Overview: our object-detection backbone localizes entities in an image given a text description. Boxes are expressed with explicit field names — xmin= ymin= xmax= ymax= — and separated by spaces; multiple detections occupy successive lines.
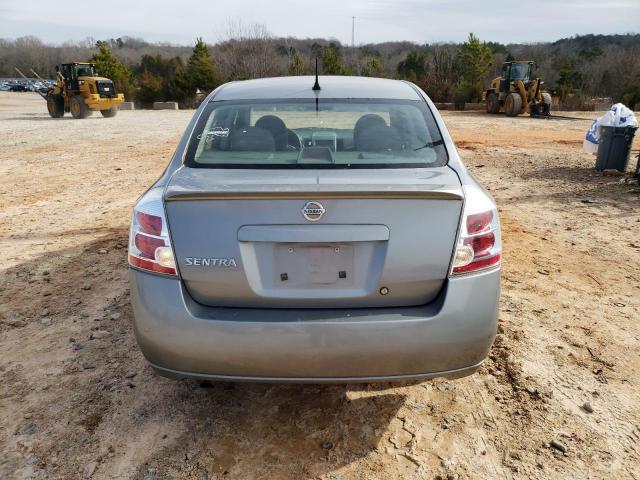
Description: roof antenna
xmin=312 ymin=58 xmax=321 ymax=91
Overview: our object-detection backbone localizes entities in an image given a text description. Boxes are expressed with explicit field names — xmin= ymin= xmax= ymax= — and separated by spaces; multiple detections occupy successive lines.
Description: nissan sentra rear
xmin=128 ymin=76 xmax=501 ymax=382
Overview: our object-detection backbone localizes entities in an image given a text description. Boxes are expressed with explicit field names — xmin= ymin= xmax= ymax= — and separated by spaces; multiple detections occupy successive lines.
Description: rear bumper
xmin=129 ymin=268 xmax=500 ymax=382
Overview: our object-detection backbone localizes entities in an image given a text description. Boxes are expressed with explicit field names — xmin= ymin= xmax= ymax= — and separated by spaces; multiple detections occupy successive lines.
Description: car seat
xmin=353 ymin=114 xmax=402 ymax=151
xmin=255 ymin=115 xmax=301 ymax=151
xmin=230 ymin=127 xmax=275 ymax=152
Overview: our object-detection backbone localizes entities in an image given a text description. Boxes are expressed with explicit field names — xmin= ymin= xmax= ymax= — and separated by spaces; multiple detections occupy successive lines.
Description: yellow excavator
xmin=485 ymin=61 xmax=552 ymax=117
xmin=17 ymin=62 xmax=124 ymax=119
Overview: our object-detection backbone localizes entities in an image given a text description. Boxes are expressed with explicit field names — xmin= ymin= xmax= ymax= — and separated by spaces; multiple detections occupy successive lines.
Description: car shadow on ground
xmin=0 ymin=231 xmax=410 ymax=478
xmin=137 ymin=380 xmax=407 ymax=478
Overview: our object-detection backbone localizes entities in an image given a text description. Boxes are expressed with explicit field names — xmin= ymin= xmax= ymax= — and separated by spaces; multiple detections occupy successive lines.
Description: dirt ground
xmin=1 ymin=92 xmax=639 ymax=480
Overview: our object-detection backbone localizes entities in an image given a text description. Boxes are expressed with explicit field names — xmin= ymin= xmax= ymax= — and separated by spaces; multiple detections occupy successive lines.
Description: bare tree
xmin=214 ymin=20 xmax=284 ymax=80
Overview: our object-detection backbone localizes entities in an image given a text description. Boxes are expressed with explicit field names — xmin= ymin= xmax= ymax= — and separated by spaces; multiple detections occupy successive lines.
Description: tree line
xmin=1 ymin=29 xmax=638 ymax=109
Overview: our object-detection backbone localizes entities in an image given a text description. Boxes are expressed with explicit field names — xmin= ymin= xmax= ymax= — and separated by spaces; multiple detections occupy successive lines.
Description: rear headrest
xmin=230 ymin=127 xmax=275 ymax=152
xmin=255 ymin=115 xmax=287 ymax=133
xmin=355 ymin=124 xmax=403 ymax=151
xmin=353 ymin=114 xmax=388 ymax=146
xmin=255 ymin=115 xmax=288 ymax=150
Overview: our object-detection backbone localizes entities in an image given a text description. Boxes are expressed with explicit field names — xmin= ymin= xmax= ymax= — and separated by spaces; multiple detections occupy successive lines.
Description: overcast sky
xmin=1 ymin=0 xmax=639 ymax=45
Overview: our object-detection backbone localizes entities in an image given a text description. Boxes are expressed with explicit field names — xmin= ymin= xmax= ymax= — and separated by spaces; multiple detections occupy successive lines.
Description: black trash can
xmin=595 ymin=126 xmax=638 ymax=171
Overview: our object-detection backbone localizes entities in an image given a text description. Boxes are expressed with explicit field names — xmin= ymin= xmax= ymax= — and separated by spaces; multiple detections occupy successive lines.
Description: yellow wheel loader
xmin=485 ymin=61 xmax=552 ymax=117
xmin=43 ymin=62 xmax=124 ymax=119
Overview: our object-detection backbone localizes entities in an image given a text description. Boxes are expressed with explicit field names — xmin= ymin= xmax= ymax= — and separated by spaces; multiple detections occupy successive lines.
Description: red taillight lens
xmin=134 ymin=233 xmax=165 ymax=259
xmin=466 ymin=232 xmax=495 ymax=257
xmin=128 ymin=188 xmax=176 ymax=276
xmin=136 ymin=211 xmax=162 ymax=236
xmin=466 ymin=211 xmax=493 ymax=234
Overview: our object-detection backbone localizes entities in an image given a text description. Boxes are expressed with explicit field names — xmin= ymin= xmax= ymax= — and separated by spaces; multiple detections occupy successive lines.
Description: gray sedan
xmin=128 ymin=75 xmax=501 ymax=382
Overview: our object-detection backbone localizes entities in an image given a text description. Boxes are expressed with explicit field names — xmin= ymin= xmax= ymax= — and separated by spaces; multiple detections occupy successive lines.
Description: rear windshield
xmin=185 ymin=98 xmax=447 ymax=169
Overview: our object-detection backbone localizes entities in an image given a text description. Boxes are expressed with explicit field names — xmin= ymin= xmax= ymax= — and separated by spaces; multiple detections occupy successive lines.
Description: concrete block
xmin=464 ymin=102 xmax=485 ymax=111
xmin=119 ymin=102 xmax=135 ymax=111
xmin=153 ymin=102 xmax=179 ymax=110
xmin=593 ymin=103 xmax=612 ymax=112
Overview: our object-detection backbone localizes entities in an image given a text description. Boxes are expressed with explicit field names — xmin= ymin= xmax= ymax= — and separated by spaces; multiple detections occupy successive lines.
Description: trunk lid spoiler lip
xmin=163 ymin=165 xmax=464 ymax=201
xmin=164 ymin=187 xmax=462 ymax=201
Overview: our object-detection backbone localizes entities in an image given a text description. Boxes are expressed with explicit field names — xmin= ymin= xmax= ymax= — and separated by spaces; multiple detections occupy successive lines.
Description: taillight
xmin=128 ymin=188 xmax=177 ymax=276
xmin=136 ymin=211 xmax=162 ymax=236
xmin=451 ymin=185 xmax=501 ymax=276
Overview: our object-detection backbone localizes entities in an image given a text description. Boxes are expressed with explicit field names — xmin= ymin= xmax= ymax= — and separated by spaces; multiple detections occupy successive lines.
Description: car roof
xmin=211 ymin=76 xmax=422 ymax=101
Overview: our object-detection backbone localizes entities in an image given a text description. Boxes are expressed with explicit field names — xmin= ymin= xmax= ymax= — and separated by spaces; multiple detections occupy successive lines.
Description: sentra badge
xmin=185 ymin=257 xmax=237 ymax=267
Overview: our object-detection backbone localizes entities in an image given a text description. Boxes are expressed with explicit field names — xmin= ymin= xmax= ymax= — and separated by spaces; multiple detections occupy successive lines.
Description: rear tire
xmin=504 ymin=92 xmax=522 ymax=117
xmin=100 ymin=107 xmax=118 ymax=118
xmin=70 ymin=95 xmax=89 ymax=119
xmin=46 ymin=94 xmax=64 ymax=118
xmin=486 ymin=92 xmax=500 ymax=114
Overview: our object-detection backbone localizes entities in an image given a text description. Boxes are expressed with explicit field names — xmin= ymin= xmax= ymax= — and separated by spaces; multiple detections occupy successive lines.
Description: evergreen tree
xmin=135 ymin=54 xmax=191 ymax=106
xmin=555 ymin=57 xmax=584 ymax=99
xmin=187 ymin=38 xmax=219 ymax=93
xmin=362 ymin=57 xmax=385 ymax=77
xmin=136 ymin=70 xmax=164 ymax=106
xmin=321 ymin=44 xmax=351 ymax=75
xmin=288 ymin=52 xmax=305 ymax=76
xmin=622 ymin=82 xmax=640 ymax=110
xmin=456 ymin=33 xmax=493 ymax=101
xmin=397 ymin=51 xmax=427 ymax=82
xmin=91 ymin=41 xmax=134 ymax=100
xmin=166 ymin=57 xmax=192 ymax=103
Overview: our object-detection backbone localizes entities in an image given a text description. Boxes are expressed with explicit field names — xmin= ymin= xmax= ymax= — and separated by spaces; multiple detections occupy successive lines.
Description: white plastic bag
xmin=582 ymin=103 xmax=638 ymax=154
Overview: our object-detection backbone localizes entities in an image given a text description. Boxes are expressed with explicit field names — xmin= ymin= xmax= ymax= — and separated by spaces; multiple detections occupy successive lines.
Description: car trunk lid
xmin=165 ymin=167 xmax=463 ymax=308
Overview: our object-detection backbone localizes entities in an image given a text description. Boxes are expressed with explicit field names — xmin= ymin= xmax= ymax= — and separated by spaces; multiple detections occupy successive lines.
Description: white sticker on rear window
xmin=197 ymin=127 xmax=230 ymax=141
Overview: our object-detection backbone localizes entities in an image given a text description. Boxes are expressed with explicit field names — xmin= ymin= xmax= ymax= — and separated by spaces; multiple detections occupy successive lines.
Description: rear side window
xmin=185 ymin=98 xmax=447 ymax=169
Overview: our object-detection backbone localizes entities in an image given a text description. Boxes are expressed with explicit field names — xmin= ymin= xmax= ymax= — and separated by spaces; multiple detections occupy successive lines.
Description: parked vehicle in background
xmin=8 ymin=83 xmax=29 ymax=92
xmin=129 ymin=75 xmax=502 ymax=383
